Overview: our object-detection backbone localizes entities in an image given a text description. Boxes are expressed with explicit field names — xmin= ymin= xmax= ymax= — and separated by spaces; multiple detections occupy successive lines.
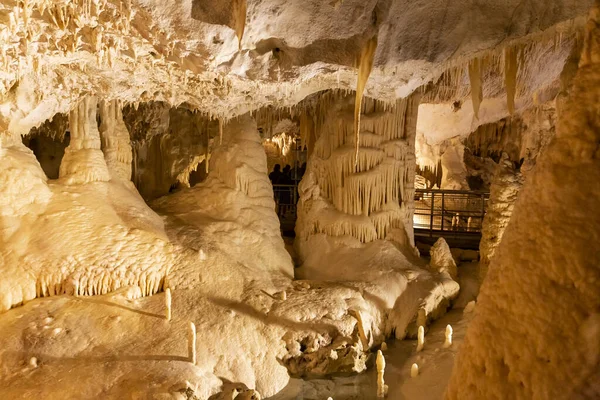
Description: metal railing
xmin=272 ymin=184 xmax=299 ymax=218
xmin=272 ymin=185 xmax=490 ymax=241
xmin=413 ymin=189 xmax=490 ymax=236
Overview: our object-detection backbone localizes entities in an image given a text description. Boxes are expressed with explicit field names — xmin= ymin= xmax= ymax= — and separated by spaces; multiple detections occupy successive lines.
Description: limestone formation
xmin=416 ymin=325 xmax=425 ymax=352
xmin=411 ymin=363 xmax=419 ymax=378
xmin=429 ymin=238 xmax=458 ymax=280
xmin=0 ymin=1 xmax=596 ymax=399
xmin=376 ymin=350 xmax=388 ymax=398
xmin=479 ymin=153 xmax=524 ymax=281
xmin=447 ymin=3 xmax=600 ymax=398
xmin=189 ymin=321 xmax=197 ymax=365
xmin=99 ymin=99 xmax=133 ymax=182
xmin=444 ymin=324 xmax=453 ymax=348
xmin=59 ymin=96 xmax=110 ymax=185
xmin=165 ymin=288 xmax=172 ymax=321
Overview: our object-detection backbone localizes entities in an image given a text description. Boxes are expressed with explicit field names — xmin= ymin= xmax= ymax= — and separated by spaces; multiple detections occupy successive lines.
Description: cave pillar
xmin=59 ymin=96 xmax=110 ymax=184
xmin=478 ymin=153 xmax=523 ymax=281
xmin=295 ymin=91 xmax=421 ymax=264
xmin=99 ymin=99 xmax=133 ymax=181
xmin=446 ymin=4 xmax=600 ymax=398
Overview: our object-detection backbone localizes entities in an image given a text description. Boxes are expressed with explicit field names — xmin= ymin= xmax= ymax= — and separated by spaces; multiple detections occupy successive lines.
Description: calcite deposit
xmin=0 ymin=0 xmax=598 ymax=399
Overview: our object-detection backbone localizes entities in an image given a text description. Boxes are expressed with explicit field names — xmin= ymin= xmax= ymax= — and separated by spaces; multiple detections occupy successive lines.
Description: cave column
xmin=59 ymin=96 xmax=110 ymax=184
xmin=296 ymin=91 xmax=421 ymax=259
xmin=99 ymin=99 xmax=133 ymax=181
xmin=478 ymin=153 xmax=523 ymax=281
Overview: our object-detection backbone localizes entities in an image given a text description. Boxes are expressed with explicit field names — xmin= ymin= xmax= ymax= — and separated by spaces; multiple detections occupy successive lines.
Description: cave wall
xmin=446 ymin=6 xmax=600 ymax=398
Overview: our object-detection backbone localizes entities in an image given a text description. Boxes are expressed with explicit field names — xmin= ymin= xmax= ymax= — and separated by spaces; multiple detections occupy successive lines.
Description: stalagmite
xmin=416 ymin=325 xmax=425 ymax=352
xmin=479 ymin=153 xmax=524 ymax=280
xmin=444 ymin=324 xmax=453 ymax=348
xmin=297 ymin=91 xmax=420 ymax=247
xmin=411 ymin=363 xmax=419 ymax=378
xmin=504 ymin=47 xmax=518 ymax=115
xmin=381 ymin=342 xmax=387 ymax=351
xmin=430 ymin=237 xmax=458 ymax=279
xmin=189 ymin=322 xmax=197 ymax=364
xmin=165 ymin=288 xmax=172 ymax=321
xmin=468 ymin=58 xmax=483 ymax=119
xmin=354 ymin=36 xmax=378 ymax=167
xmin=350 ymin=309 xmax=369 ymax=349
xmin=59 ymin=96 xmax=111 ymax=184
xmin=376 ymin=350 xmax=388 ymax=398
xmin=99 ymin=99 xmax=133 ymax=181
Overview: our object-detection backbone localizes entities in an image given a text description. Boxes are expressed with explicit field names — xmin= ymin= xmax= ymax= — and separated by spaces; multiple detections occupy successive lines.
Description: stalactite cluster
xmin=36 ymin=265 xmax=167 ymax=298
xmin=298 ymin=90 xmax=419 ymax=244
xmin=465 ymin=116 xmax=525 ymax=162
xmin=423 ymin=29 xmax=581 ymax=118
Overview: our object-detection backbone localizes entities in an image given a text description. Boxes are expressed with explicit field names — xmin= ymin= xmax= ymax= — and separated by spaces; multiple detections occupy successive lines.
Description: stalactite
xmin=219 ymin=118 xmax=223 ymax=145
xmin=504 ymin=47 xmax=518 ymax=115
xmin=468 ymin=58 xmax=483 ymax=119
xmin=232 ymin=0 xmax=247 ymax=49
xmin=354 ymin=36 xmax=378 ymax=168
xmin=205 ymin=120 xmax=210 ymax=174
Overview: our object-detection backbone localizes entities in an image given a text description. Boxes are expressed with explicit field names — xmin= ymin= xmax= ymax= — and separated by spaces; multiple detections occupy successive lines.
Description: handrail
xmin=416 ymin=188 xmax=490 ymax=196
xmin=414 ymin=189 xmax=490 ymax=236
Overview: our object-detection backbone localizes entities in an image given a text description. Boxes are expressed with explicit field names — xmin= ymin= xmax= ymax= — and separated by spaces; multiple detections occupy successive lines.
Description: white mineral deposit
xmin=0 ymin=0 xmax=596 ymax=399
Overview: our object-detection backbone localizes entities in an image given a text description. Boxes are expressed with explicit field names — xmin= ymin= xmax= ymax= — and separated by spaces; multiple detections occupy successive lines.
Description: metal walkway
xmin=272 ymin=185 xmax=490 ymax=247
xmin=413 ymin=189 xmax=490 ymax=249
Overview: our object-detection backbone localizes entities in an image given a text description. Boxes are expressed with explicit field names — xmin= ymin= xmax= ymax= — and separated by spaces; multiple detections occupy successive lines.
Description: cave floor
xmin=267 ymin=262 xmax=479 ymax=400
xmin=267 ymin=308 xmax=474 ymax=400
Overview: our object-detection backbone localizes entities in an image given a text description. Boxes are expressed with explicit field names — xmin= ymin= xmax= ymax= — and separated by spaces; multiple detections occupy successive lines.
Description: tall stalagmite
xmin=478 ymin=153 xmax=523 ymax=281
xmin=297 ymin=91 xmax=420 ymax=246
xmin=99 ymin=99 xmax=133 ymax=182
xmin=446 ymin=4 xmax=600 ymax=398
xmin=59 ymin=97 xmax=110 ymax=185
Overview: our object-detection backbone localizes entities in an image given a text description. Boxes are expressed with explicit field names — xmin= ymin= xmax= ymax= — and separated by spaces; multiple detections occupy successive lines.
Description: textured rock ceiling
xmin=0 ymin=0 xmax=593 ymax=135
